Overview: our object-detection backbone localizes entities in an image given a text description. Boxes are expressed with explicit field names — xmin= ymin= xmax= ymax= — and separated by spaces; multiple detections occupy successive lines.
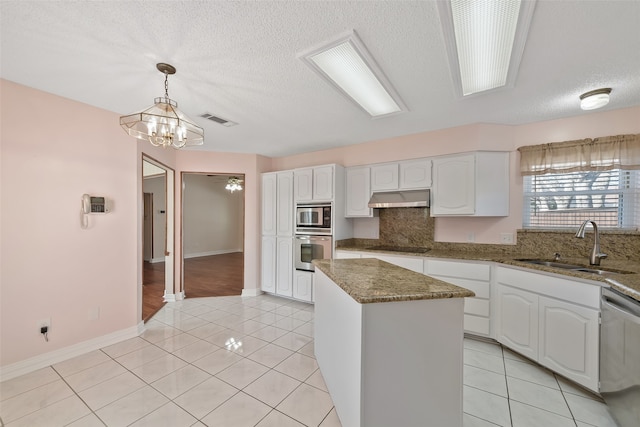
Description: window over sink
xmin=523 ymin=168 xmax=640 ymax=229
xmin=518 ymin=134 xmax=640 ymax=230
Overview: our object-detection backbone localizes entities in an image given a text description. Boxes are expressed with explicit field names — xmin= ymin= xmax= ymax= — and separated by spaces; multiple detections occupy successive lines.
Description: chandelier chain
xmin=164 ymin=73 xmax=169 ymax=97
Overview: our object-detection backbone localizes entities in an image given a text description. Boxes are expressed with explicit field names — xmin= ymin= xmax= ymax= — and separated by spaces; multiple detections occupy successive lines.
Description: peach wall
xmin=271 ymin=107 xmax=640 ymax=244
xmin=1 ymin=80 xmax=138 ymax=366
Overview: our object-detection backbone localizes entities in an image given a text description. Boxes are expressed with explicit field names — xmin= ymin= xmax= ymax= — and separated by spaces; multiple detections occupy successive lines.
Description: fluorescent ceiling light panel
xmin=301 ymin=31 xmax=406 ymax=117
xmin=438 ymin=0 xmax=537 ymax=96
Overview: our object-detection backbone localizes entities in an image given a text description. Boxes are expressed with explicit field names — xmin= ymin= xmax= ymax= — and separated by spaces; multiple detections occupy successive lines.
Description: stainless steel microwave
xmin=295 ymin=204 xmax=331 ymax=234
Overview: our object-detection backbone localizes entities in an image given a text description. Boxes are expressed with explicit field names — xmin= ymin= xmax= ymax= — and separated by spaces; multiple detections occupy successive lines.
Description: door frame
xmin=141 ymin=155 xmax=176 ymax=306
xmin=180 ymin=171 xmax=246 ymax=296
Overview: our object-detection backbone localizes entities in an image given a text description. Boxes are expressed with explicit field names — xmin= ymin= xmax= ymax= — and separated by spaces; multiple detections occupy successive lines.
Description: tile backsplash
xmin=340 ymin=207 xmax=640 ymax=261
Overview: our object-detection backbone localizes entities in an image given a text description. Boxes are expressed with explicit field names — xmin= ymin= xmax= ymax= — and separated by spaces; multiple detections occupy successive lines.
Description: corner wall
xmin=1 ymin=79 xmax=139 ymax=367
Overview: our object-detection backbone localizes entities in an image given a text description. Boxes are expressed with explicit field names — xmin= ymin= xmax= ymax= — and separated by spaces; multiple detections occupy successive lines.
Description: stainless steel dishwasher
xmin=600 ymin=286 xmax=640 ymax=427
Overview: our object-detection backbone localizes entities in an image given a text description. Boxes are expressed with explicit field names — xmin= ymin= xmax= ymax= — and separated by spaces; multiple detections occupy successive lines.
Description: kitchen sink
xmin=515 ymin=259 xmax=634 ymax=275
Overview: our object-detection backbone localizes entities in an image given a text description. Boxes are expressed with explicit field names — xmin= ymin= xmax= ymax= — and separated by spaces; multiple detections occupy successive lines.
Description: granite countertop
xmin=313 ymin=258 xmax=475 ymax=304
xmin=335 ymin=246 xmax=640 ymax=302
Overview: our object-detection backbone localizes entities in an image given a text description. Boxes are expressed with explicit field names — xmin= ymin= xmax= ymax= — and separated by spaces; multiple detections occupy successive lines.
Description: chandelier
xmin=225 ymin=177 xmax=244 ymax=193
xmin=120 ymin=63 xmax=204 ymax=149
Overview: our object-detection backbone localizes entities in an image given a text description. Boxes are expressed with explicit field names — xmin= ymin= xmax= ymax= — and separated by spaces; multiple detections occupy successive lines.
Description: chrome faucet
xmin=575 ymin=220 xmax=607 ymax=266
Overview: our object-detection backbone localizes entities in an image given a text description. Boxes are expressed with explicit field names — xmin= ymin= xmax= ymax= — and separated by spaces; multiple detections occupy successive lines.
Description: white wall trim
xmin=0 ymin=323 xmax=145 ymax=383
xmin=242 ymin=288 xmax=263 ymax=297
xmin=163 ymin=292 xmax=176 ymax=302
xmin=150 ymin=257 xmax=165 ymax=264
xmin=183 ymin=249 xmax=243 ymax=259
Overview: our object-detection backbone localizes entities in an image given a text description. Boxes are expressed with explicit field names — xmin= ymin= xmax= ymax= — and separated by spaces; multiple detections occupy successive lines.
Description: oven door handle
xmin=602 ymin=295 xmax=640 ymax=325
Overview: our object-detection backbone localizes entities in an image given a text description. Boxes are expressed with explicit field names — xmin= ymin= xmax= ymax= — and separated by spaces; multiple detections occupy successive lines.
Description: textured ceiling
xmin=1 ymin=1 xmax=639 ymax=157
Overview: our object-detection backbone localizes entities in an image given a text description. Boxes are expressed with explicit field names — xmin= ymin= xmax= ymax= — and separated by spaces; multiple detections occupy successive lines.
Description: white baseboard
xmin=163 ymin=291 xmax=185 ymax=302
xmin=150 ymin=257 xmax=165 ymax=263
xmin=0 ymin=322 xmax=145 ymax=383
xmin=183 ymin=249 xmax=242 ymax=259
xmin=242 ymin=288 xmax=263 ymax=297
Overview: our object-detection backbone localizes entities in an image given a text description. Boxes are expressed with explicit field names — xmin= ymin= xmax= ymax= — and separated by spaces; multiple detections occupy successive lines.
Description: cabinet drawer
xmin=427 ymin=260 xmax=491 ymax=281
xmin=464 ymin=315 xmax=490 ymax=335
xmin=496 ymin=267 xmax=600 ymax=309
xmin=374 ymin=255 xmax=424 ymax=273
xmin=335 ymin=251 xmax=362 ymax=259
xmin=464 ymin=298 xmax=490 ymax=317
xmin=429 ymin=276 xmax=490 ymax=299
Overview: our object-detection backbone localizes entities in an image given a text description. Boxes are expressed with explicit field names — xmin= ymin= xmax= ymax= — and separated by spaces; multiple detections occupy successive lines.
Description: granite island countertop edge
xmin=313 ymin=258 xmax=475 ymax=304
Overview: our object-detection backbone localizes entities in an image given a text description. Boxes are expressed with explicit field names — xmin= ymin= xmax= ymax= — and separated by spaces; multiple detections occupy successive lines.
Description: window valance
xmin=518 ymin=134 xmax=640 ymax=176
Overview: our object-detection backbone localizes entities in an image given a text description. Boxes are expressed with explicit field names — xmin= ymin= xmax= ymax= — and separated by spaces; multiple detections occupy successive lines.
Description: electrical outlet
xmin=38 ymin=318 xmax=51 ymax=332
xmin=500 ymin=233 xmax=514 ymax=244
xmin=466 ymin=232 xmax=475 ymax=243
xmin=88 ymin=307 xmax=100 ymax=321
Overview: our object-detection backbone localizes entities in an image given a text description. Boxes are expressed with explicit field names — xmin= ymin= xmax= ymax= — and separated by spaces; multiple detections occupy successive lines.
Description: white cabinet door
xmin=294 ymin=168 xmax=313 ymax=202
xmin=431 ymin=154 xmax=475 ymax=215
xmin=431 ymin=152 xmax=509 ymax=217
xmin=261 ymin=173 xmax=277 ymax=235
xmin=538 ymin=296 xmax=599 ymax=391
xmin=261 ymin=236 xmax=277 ymax=293
xmin=345 ymin=166 xmax=372 ymax=217
xmin=399 ymin=159 xmax=431 ymax=189
xmin=496 ymin=284 xmax=539 ymax=360
xmin=276 ymin=171 xmax=294 ymax=236
xmin=276 ymin=237 xmax=293 ymax=297
xmin=371 ymin=163 xmax=399 ymax=191
xmin=293 ymin=270 xmax=313 ymax=302
xmin=313 ymin=165 xmax=334 ymax=201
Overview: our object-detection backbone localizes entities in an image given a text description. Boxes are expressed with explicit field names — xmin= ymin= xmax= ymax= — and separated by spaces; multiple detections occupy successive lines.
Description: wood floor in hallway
xmin=142 ymin=252 xmax=244 ymax=322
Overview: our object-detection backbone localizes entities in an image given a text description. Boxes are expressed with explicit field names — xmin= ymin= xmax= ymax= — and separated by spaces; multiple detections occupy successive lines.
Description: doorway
xmin=142 ymin=157 xmax=174 ymax=321
xmin=182 ymin=173 xmax=245 ymax=297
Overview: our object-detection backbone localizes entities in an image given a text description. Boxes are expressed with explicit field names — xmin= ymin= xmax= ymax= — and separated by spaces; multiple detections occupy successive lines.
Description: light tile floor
xmin=0 ymin=294 xmax=619 ymax=427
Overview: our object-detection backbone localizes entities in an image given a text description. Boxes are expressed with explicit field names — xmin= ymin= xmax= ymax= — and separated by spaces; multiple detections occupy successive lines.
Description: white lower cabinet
xmin=495 ymin=284 xmax=539 ymax=360
xmin=374 ymin=254 xmax=424 ymax=273
xmin=261 ymin=236 xmax=277 ymax=293
xmin=335 ymin=250 xmax=362 ymax=259
xmin=538 ymin=296 xmax=599 ymax=388
xmin=294 ymin=270 xmax=314 ymax=302
xmin=425 ymin=259 xmax=492 ymax=337
xmin=495 ymin=266 xmax=600 ymax=391
xmin=275 ymin=237 xmax=293 ymax=297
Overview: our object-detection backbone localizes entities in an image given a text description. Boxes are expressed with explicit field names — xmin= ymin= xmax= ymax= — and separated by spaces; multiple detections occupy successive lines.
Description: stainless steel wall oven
xmin=294 ymin=235 xmax=332 ymax=272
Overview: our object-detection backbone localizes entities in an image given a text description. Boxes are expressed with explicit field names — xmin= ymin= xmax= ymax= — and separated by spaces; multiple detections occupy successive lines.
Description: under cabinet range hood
xmin=368 ymin=189 xmax=430 ymax=208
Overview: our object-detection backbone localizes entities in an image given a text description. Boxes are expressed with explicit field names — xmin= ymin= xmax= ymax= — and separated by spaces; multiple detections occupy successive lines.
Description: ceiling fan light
xmin=579 ymin=88 xmax=611 ymax=110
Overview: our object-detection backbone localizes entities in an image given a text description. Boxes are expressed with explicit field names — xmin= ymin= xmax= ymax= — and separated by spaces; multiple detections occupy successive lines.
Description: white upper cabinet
xmin=431 ymin=151 xmax=509 ymax=216
xmin=294 ymin=165 xmax=334 ymax=202
xmin=345 ymin=166 xmax=372 ymax=217
xmin=313 ymin=165 xmax=334 ymax=201
xmin=294 ymin=168 xmax=313 ymax=201
xmin=399 ymin=159 xmax=432 ymax=189
xmin=371 ymin=163 xmax=399 ymax=191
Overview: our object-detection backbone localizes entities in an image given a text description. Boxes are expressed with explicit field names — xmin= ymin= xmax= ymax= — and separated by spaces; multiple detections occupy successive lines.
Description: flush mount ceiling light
xmin=438 ymin=0 xmax=537 ymax=96
xmin=300 ymin=30 xmax=406 ymax=118
xmin=120 ymin=63 xmax=204 ymax=149
xmin=580 ymin=88 xmax=612 ymax=110
xmin=225 ymin=176 xmax=243 ymax=193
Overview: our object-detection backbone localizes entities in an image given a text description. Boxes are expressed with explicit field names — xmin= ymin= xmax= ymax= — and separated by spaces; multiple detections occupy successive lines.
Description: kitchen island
xmin=313 ymin=258 xmax=474 ymax=427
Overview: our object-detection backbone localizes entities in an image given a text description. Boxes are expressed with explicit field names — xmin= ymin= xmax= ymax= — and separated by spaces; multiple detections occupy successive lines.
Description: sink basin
xmin=515 ymin=259 xmax=634 ymax=275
